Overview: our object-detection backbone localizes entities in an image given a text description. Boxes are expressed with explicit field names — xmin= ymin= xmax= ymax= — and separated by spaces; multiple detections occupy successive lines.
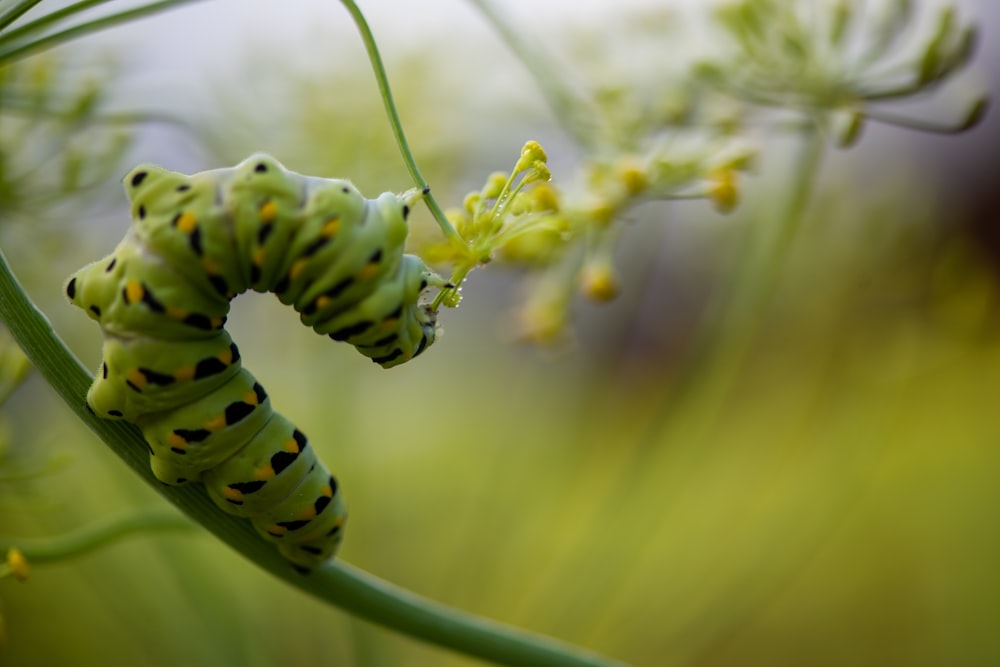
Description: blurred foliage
xmin=1 ymin=0 xmax=998 ymax=666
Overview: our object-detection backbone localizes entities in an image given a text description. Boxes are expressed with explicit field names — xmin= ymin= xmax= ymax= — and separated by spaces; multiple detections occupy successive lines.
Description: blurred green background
xmin=1 ymin=1 xmax=999 ymax=666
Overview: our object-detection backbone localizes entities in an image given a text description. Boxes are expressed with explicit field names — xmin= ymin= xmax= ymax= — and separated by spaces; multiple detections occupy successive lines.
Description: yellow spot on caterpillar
xmin=205 ymin=415 xmax=226 ymax=431
xmin=210 ymin=317 xmax=224 ymax=329
xmin=202 ymin=257 xmax=220 ymax=274
xmin=356 ymin=263 xmax=379 ymax=281
xmin=298 ymin=506 xmax=317 ymax=520
xmin=166 ymin=306 xmax=189 ymax=321
xmin=252 ymin=247 xmax=266 ymax=267
xmin=242 ymin=391 xmax=259 ymax=406
xmin=259 ymin=200 xmax=278 ymax=223
xmin=283 ymin=439 xmax=300 ymax=453
xmin=124 ymin=280 xmax=144 ymax=304
xmin=126 ymin=368 xmax=147 ymax=390
xmin=174 ymin=365 xmax=195 ymax=381
xmin=175 ymin=211 xmax=198 ymax=233
xmin=289 ymin=258 xmax=308 ymax=280
xmin=218 ymin=348 xmax=233 ymax=364
xmin=223 ymin=487 xmax=243 ymax=502
xmin=268 ymin=524 xmax=287 ymax=536
xmin=255 ymin=465 xmax=276 ymax=480
xmin=321 ymin=217 xmax=340 ymax=237
xmin=315 ymin=295 xmax=331 ymax=311
xmin=321 ymin=483 xmax=333 ymax=497
xmin=167 ymin=433 xmax=187 ymax=450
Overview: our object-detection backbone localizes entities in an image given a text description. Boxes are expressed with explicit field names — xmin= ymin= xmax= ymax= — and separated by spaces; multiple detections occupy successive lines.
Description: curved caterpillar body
xmin=66 ymin=153 xmax=449 ymax=571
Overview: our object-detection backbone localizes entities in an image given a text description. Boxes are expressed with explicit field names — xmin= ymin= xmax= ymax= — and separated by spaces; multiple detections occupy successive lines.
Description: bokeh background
xmin=1 ymin=1 xmax=999 ymax=665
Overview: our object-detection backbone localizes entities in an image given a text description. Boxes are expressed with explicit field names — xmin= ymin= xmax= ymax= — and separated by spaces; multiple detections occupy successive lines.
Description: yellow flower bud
xmin=616 ymin=156 xmax=648 ymax=196
xmin=6 ymin=548 xmax=29 ymax=582
xmin=708 ymin=169 xmax=738 ymax=214
xmin=483 ymin=172 xmax=508 ymax=199
xmin=516 ymin=140 xmax=548 ymax=172
xmin=531 ymin=183 xmax=561 ymax=212
xmin=462 ymin=192 xmax=481 ymax=215
xmin=579 ymin=261 xmax=620 ymax=302
xmin=588 ymin=199 xmax=617 ymax=227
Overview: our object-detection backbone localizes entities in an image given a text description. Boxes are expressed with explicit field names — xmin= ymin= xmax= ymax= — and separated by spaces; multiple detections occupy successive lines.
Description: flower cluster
xmin=699 ymin=0 xmax=986 ymax=140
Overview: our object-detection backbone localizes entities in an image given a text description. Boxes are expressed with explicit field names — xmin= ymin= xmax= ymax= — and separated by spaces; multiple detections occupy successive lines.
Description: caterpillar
xmin=65 ymin=153 xmax=450 ymax=572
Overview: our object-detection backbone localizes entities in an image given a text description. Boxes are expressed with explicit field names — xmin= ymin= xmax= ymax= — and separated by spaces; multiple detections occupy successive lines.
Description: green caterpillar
xmin=66 ymin=153 xmax=449 ymax=572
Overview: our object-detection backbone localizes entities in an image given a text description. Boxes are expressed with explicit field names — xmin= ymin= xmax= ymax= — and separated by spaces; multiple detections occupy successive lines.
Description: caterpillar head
xmin=123 ymin=163 xmax=192 ymax=223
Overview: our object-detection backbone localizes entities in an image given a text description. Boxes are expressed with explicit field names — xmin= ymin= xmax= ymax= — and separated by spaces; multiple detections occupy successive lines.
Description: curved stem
xmin=337 ymin=0 xmax=463 ymax=248
xmin=0 ymin=508 xmax=196 ymax=564
xmin=0 ymin=258 xmax=628 ymax=666
xmin=0 ymin=0 xmax=209 ymax=64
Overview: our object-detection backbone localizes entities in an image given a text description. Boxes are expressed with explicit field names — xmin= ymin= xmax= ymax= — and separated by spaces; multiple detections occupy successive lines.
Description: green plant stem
xmin=0 ymin=508 xmax=196 ymax=564
xmin=668 ymin=124 xmax=827 ymax=431
xmin=465 ymin=0 xmax=607 ymax=153
xmin=0 ymin=0 xmax=209 ymax=64
xmin=337 ymin=0 xmax=463 ymax=249
xmin=0 ymin=259 xmax=628 ymax=666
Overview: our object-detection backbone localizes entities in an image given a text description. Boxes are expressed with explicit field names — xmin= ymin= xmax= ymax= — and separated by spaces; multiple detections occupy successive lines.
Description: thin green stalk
xmin=0 ymin=0 xmax=208 ymax=64
xmin=465 ymin=0 xmax=608 ymax=153
xmin=337 ymin=0 xmax=463 ymax=249
xmin=0 ymin=257 xmax=627 ymax=666
xmin=0 ymin=0 xmax=119 ymax=46
xmin=0 ymin=508 xmax=196 ymax=563
xmin=673 ymin=124 xmax=826 ymax=422
xmin=0 ymin=0 xmax=45 ymax=32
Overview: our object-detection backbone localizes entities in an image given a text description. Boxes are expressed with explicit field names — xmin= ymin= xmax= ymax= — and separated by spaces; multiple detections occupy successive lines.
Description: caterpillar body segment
xmin=66 ymin=153 xmax=450 ymax=570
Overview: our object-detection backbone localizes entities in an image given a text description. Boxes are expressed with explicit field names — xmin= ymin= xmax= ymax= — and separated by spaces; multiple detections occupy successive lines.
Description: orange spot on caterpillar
xmin=166 ymin=305 xmax=189 ymax=321
xmin=124 ymin=280 xmax=144 ymax=304
xmin=126 ymin=368 xmax=147 ymax=390
xmin=204 ymin=415 xmax=227 ymax=431
xmin=252 ymin=247 xmax=266 ymax=268
xmin=321 ymin=217 xmax=340 ymax=237
xmin=259 ymin=200 xmax=278 ymax=223
xmin=356 ymin=263 xmax=379 ymax=281
xmin=174 ymin=365 xmax=196 ymax=381
xmin=255 ymin=465 xmax=276 ymax=480
xmin=315 ymin=295 xmax=332 ymax=311
xmin=174 ymin=211 xmax=198 ymax=233
xmin=166 ymin=433 xmax=187 ymax=450
xmin=289 ymin=258 xmax=308 ymax=280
